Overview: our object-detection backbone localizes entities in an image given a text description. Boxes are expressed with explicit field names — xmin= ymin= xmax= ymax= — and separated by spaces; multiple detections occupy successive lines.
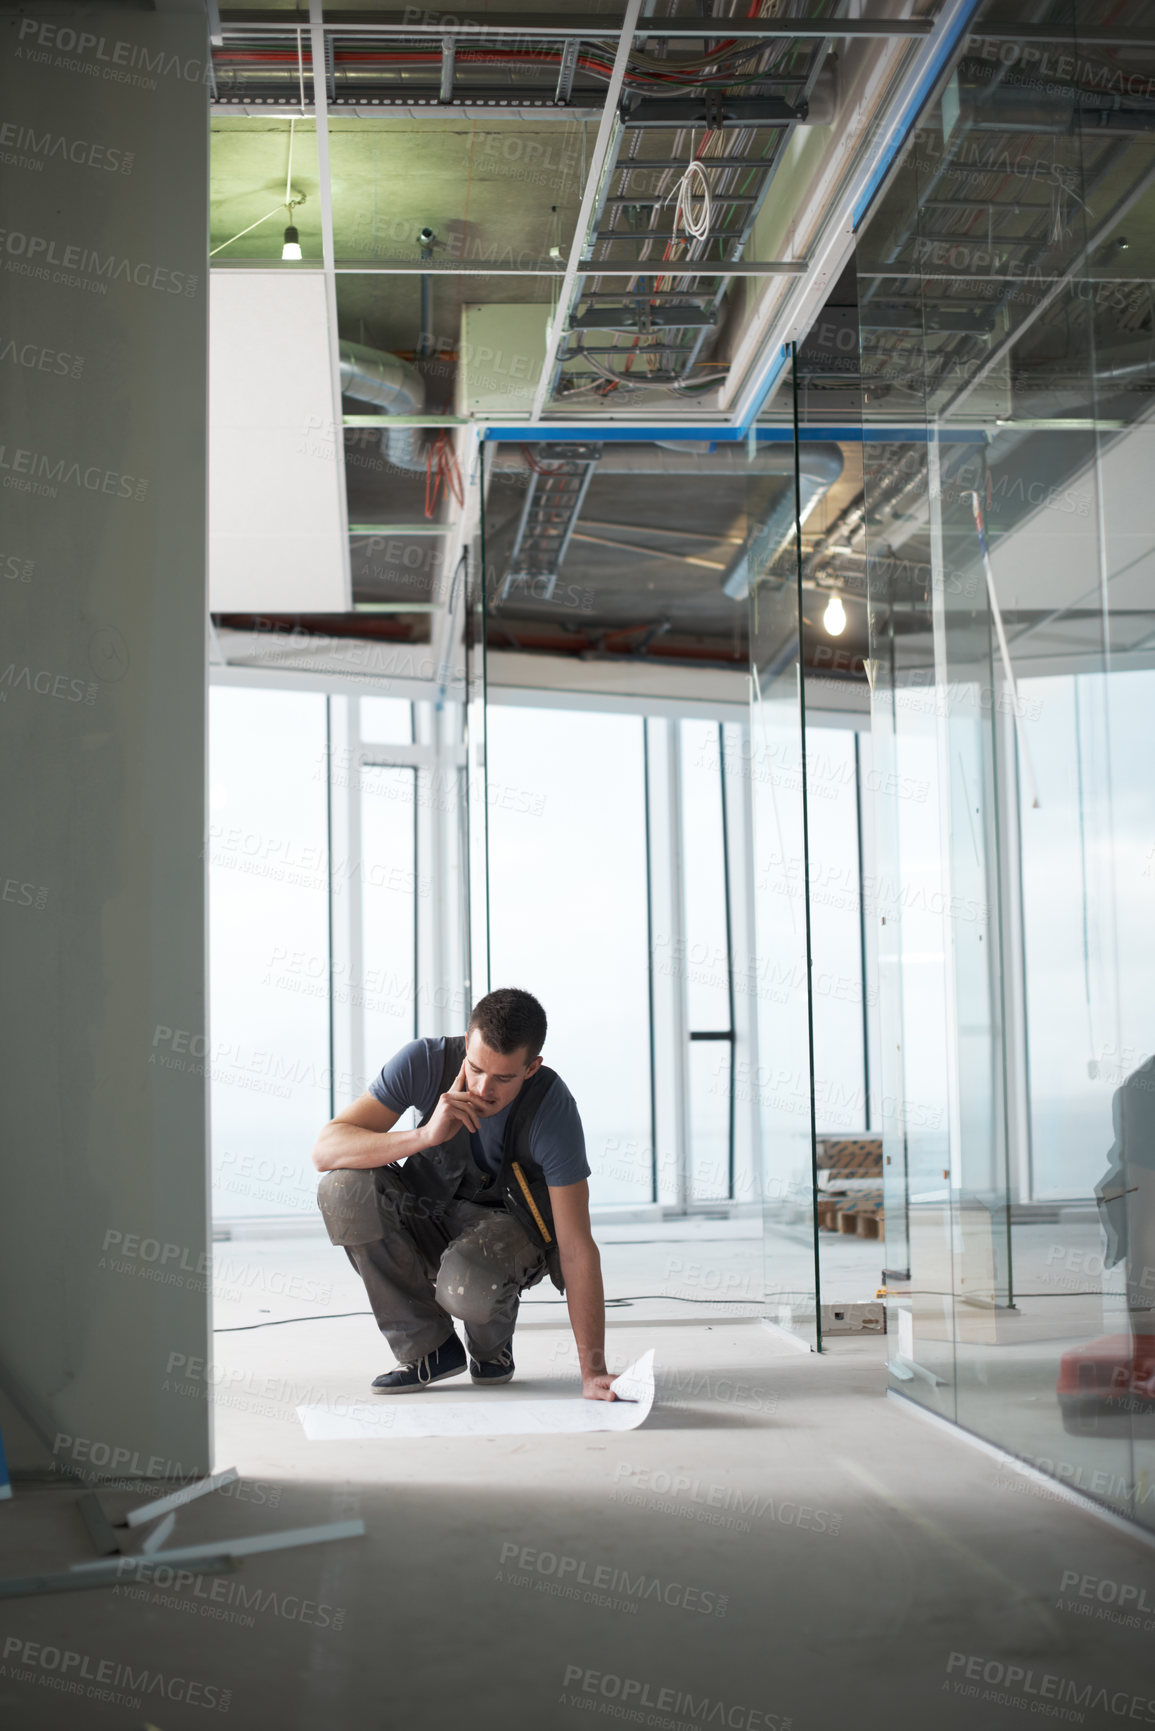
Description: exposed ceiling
xmin=208 ymin=3 xmax=1155 ymax=697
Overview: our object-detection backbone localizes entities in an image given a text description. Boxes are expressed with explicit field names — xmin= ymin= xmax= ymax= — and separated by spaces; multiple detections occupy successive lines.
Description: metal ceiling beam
xmin=969 ymin=24 xmax=1155 ymax=47
xmin=528 ymin=0 xmax=642 ymax=422
xmin=614 ymin=156 xmax=801 ymax=170
xmin=603 ymin=193 xmax=760 ymax=207
xmin=570 ymin=306 xmax=716 ymax=330
xmin=211 ymin=101 xmax=602 ymax=117
xmin=620 ymin=96 xmax=808 ymax=128
xmin=859 ymin=270 xmax=1145 ymax=282
xmin=218 ymin=12 xmax=936 ymax=40
xmin=591 ymin=229 xmax=771 ymax=241
xmin=301 ymin=259 xmax=807 ymax=278
xmin=555 ymin=38 xmax=579 ymax=105
xmin=318 ymin=259 xmax=809 ymax=278
xmin=221 ymin=87 xmax=591 ymax=106
xmin=580 ymin=262 xmax=808 ymax=277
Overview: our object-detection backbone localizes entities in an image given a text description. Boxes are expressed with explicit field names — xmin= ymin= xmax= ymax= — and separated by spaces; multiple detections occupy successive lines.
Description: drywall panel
xmin=458 ymin=304 xmax=550 ymax=418
xmin=209 ymin=269 xmax=350 ymax=612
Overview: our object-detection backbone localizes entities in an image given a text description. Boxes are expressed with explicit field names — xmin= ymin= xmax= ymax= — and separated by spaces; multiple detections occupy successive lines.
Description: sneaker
xmin=470 ymin=1346 xmax=515 ymax=1385
xmin=371 ymin=1333 xmax=467 ymax=1393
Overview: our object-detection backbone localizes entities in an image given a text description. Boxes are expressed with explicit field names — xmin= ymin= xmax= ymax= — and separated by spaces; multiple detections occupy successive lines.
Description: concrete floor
xmin=4 ymin=1222 xmax=1155 ymax=1730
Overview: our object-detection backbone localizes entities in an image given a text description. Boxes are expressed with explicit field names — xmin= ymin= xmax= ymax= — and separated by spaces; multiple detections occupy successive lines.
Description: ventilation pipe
xmin=417 ymin=225 xmax=435 ymax=362
xmin=719 ymin=443 xmax=844 ymax=600
xmin=339 ymin=339 xmax=427 ymax=473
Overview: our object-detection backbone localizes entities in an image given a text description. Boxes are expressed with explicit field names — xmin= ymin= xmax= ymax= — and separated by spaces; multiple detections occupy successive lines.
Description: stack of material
xmin=815 ymin=1137 xmax=884 ymax=1238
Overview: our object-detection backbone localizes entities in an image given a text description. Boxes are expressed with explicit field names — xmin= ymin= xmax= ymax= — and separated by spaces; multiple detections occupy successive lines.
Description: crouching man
xmin=312 ymin=987 xmax=616 ymax=1399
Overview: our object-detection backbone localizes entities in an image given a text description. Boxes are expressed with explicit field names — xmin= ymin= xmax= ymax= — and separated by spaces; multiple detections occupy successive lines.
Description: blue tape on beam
xmin=484 ymin=425 xmax=988 ymax=444
xmin=483 ymin=427 xmax=745 ymax=442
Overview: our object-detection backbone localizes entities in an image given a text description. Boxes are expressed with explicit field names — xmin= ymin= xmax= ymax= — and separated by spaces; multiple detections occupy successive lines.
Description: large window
xmin=208 ymin=686 xmax=331 ymax=1221
xmin=358 ymin=764 xmax=419 ymax=1095
xmin=484 ymin=705 xmax=653 ymax=1205
xmin=211 ymin=684 xmax=856 ymax=1222
xmin=680 ymin=719 xmax=736 ymax=1202
xmin=209 ymin=689 xmax=425 ymax=1223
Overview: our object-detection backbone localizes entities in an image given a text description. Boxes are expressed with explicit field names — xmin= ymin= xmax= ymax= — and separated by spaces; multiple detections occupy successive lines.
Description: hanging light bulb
xmin=282 ymin=120 xmax=303 ymax=260
xmin=823 ymin=593 xmax=847 ymax=636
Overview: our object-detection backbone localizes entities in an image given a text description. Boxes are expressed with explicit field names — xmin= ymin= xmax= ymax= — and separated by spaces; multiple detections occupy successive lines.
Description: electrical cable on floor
xmin=213 ymin=1295 xmax=768 ymax=1332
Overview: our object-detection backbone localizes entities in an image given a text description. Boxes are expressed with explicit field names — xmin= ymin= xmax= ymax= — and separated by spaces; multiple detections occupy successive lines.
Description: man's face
xmin=463 ymin=1029 xmax=542 ymax=1116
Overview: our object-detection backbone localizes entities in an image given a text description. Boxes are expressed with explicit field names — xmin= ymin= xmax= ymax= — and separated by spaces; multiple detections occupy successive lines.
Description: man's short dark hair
xmin=468 ymin=988 xmax=547 ymax=1060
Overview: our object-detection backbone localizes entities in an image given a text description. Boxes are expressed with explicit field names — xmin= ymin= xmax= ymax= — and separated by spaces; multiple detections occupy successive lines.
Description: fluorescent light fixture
xmin=282 ymin=225 xmax=302 ymax=260
xmin=823 ymin=593 xmax=847 ymax=636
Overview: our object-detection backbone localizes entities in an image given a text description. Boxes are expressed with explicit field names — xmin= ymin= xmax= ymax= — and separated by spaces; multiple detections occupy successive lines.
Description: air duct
xmin=719 ymin=443 xmax=844 ymax=600
xmin=339 ymin=339 xmax=427 ymax=473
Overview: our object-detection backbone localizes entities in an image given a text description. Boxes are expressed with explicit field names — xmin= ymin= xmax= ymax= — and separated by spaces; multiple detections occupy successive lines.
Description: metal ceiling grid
xmin=211 ymin=28 xmax=618 ymax=110
xmin=550 ymin=26 xmax=835 ymax=408
xmin=210 ymin=3 xmax=949 ymax=427
xmin=207 ymin=3 xmax=1009 ymax=674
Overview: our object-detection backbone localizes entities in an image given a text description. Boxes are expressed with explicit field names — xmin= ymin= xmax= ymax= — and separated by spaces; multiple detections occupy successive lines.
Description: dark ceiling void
xmin=214 ymin=611 xmax=433 ymax=646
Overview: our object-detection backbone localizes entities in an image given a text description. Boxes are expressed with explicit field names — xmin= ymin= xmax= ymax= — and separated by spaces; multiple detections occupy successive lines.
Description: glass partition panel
xmin=857 ymin=0 xmax=1155 ymax=1525
xmin=1083 ymin=72 xmax=1155 ymax=1525
xmin=748 ymin=351 xmax=820 ymax=1347
xmin=477 ymin=408 xmax=753 ymax=1227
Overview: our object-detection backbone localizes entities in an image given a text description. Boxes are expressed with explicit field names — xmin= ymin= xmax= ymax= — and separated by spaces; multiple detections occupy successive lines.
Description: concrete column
xmin=0 ymin=7 xmax=211 ymax=1476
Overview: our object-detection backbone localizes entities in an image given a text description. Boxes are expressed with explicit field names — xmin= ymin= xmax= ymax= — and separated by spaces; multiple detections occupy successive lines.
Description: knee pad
xmin=316 ymin=1170 xmax=382 ymax=1246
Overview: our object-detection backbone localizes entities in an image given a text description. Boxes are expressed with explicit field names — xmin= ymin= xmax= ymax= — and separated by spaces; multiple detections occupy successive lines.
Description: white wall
xmin=0 ymin=6 xmax=211 ymax=1476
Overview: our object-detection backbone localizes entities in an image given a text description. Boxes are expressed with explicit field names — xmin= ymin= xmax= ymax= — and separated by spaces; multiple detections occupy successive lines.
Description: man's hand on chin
xmin=582 ymin=1374 xmax=618 ymax=1402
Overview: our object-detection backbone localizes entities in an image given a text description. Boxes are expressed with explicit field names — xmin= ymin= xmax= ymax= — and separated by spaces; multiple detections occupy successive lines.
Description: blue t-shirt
xmin=370 ymin=1035 xmax=590 ymax=1192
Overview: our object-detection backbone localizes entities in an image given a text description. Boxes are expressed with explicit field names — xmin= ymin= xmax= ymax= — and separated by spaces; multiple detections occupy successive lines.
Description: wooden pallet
xmin=818 ymin=1207 xmax=884 ymax=1237
xmin=819 ymin=1185 xmax=884 ymax=1238
xmin=839 ymin=1210 xmax=882 ymax=1239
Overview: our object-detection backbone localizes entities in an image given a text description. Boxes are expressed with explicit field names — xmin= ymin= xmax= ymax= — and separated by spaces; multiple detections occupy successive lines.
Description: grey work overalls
xmin=316 ymin=1057 xmax=552 ymax=1365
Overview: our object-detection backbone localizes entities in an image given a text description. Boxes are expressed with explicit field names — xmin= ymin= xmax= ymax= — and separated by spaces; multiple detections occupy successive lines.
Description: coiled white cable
xmin=669 ymin=156 xmax=712 ymax=243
